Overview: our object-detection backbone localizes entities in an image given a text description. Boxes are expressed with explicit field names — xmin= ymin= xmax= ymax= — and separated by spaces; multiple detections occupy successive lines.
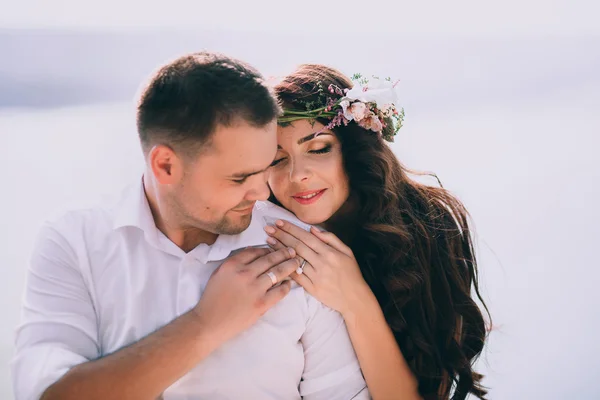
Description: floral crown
xmin=278 ymin=73 xmax=405 ymax=142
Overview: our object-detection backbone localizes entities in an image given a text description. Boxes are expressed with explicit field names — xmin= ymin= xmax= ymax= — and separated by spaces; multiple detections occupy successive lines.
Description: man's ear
xmin=148 ymin=144 xmax=185 ymax=184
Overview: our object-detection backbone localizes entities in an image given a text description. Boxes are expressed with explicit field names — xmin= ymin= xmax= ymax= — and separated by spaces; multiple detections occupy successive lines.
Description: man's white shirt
xmin=11 ymin=179 xmax=369 ymax=400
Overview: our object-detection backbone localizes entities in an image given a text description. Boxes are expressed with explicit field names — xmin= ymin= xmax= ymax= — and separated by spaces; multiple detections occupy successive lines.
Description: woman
xmin=263 ymin=64 xmax=490 ymax=399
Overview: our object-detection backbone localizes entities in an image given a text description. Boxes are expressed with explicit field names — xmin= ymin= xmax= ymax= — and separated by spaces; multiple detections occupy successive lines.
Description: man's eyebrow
xmin=229 ymin=165 xmax=270 ymax=179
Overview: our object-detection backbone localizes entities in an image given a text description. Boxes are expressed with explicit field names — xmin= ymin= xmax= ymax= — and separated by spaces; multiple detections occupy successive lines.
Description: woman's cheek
xmin=269 ymin=169 xmax=288 ymax=203
xmin=317 ymin=151 xmax=343 ymax=178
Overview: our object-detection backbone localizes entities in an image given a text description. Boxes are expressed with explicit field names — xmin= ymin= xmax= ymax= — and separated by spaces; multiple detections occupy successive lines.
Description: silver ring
xmin=266 ymin=271 xmax=277 ymax=286
xmin=297 ymin=259 xmax=307 ymax=275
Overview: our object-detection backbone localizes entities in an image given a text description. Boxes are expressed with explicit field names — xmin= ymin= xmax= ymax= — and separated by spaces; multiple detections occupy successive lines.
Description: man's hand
xmin=36 ymin=247 xmax=300 ymax=400
xmin=192 ymin=247 xmax=299 ymax=344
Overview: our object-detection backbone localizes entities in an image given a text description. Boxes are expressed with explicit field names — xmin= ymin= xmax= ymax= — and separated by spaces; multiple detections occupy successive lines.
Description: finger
xmin=264 ymin=225 xmax=319 ymax=264
xmin=274 ymin=220 xmax=328 ymax=254
xmin=310 ymin=227 xmax=353 ymax=257
xmin=249 ymin=247 xmax=296 ymax=277
xmin=266 ymin=236 xmax=286 ymax=252
xmin=258 ymin=257 xmax=300 ymax=291
xmin=262 ymin=280 xmax=292 ymax=310
xmin=290 ymin=271 xmax=314 ymax=292
xmin=268 ymin=237 xmax=319 ymax=275
xmin=228 ymin=247 xmax=272 ymax=264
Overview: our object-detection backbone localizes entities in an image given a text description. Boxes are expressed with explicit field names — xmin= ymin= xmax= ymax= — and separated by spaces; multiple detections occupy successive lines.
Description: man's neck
xmin=143 ymin=175 xmax=218 ymax=253
xmin=170 ymin=227 xmax=218 ymax=253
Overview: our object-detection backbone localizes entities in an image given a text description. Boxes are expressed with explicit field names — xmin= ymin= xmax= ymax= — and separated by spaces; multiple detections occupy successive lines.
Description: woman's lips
xmin=291 ymin=189 xmax=327 ymax=205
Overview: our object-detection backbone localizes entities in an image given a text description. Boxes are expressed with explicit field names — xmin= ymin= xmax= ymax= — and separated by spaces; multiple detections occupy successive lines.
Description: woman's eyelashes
xmin=270 ymin=157 xmax=286 ymax=167
xmin=309 ymin=144 xmax=332 ymax=154
xmin=270 ymin=144 xmax=333 ymax=167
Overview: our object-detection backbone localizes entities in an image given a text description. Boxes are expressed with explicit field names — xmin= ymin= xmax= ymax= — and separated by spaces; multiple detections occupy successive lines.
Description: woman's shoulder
xmin=254 ymin=200 xmax=313 ymax=232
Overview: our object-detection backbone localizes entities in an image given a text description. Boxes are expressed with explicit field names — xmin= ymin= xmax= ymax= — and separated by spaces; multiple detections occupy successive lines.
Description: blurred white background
xmin=1 ymin=0 xmax=599 ymax=398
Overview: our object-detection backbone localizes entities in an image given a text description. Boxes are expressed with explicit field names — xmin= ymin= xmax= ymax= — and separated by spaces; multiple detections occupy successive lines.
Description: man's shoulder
xmin=253 ymin=201 xmax=312 ymax=232
xmin=28 ymin=205 xmax=115 ymax=271
xmin=41 ymin=206 xmax=113 ymax=241
xmin=40 ymin=191 xmax=123 ymax=242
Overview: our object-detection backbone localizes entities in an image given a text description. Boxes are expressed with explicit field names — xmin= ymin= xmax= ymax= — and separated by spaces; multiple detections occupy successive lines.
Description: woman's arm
xmin=343 ymin=283 xmax=421 ymax=400
xmin=264 ymin=221 xmax=421 ymax=400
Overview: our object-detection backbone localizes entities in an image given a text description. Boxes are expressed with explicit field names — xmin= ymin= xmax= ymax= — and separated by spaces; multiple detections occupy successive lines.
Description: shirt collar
xmin=111 ymin=177 xmax=308 ymax=263
xmin=111 ymin=177 xmax=165 ymax=249
xmin=112 ymin=178 xmax=154 ymax=232
xmin=205 ymin=201 xmax=313 ymax=263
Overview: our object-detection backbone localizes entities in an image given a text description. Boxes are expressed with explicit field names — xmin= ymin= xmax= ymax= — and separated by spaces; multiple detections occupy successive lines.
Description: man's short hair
xmin=136 ymin=51 xmax=281 ymax=157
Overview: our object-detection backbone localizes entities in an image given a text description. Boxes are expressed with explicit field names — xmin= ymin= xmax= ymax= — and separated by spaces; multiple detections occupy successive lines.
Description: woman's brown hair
xmin=273 ymin=64 xmax=490 ymax=399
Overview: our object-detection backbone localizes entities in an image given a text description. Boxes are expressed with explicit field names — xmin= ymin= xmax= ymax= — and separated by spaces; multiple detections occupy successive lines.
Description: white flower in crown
xmin=344 ymin=77 xmax=399 ymax=108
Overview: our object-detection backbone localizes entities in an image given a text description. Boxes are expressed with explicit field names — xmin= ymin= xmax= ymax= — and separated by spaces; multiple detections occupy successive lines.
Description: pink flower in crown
xmin=357 ymin=116 xmax=371 ymax=130
xmin=358 ymin=112 xmax=383 ymax=132
xmin=340 ymin=100 xmax=368 ymax=122
xmin=340 ymin=100 xmax=370 ymax=122
xmin=349 ymin=102 xmax=368 ymax=121
xmin=379 ymin=103 xmax=395 ymax=116
xmin=370 ymin=114 xmax=383 ymax=132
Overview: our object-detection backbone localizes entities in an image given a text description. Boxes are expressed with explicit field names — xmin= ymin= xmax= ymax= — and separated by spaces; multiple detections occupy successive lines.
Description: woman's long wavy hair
xmin=273 ymin=64 xmax=490 ymax=399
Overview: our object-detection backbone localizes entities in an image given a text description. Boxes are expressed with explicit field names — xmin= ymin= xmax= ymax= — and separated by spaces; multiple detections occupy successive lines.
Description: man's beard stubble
xmin=213 ymin=211 xmax=253 ymax=235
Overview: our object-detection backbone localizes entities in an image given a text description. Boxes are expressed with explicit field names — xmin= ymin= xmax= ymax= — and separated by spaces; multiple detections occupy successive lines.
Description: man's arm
xmin=39 ymin=310 xmax=222 ymax=400
xmin=12 ymin=222 xmax=299 ymax=400
xmin=299 ymin=294 xmax=371 ymax=400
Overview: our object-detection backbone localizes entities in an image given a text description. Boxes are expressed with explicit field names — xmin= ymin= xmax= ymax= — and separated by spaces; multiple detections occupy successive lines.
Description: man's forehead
xmin=211 ymin=121 xmax=276 ymax=148
xmin=198 ymin=121 xmax=277 ymax=173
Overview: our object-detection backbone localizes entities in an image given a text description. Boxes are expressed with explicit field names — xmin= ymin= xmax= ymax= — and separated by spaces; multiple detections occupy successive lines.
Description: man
xmin=11 ymin=52 xmax=369 ymax=399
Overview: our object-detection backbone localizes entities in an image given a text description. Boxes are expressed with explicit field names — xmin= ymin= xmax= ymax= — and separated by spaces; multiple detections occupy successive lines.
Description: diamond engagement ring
xmin=297 ymin=259 xmax=307 ymax=275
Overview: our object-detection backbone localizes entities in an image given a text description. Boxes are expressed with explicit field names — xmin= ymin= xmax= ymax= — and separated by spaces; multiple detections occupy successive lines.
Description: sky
xmin=0 ymin=0 xmax=598 ymax=36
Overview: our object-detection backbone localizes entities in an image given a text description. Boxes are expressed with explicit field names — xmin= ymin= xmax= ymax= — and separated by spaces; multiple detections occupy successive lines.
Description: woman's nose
xmin=289 ymin=159 xmax=312 ymax=183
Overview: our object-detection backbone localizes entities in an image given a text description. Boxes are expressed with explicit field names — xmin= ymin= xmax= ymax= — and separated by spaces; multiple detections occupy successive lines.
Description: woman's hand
xmin=264 ymin=220 xmax=370 ymax=316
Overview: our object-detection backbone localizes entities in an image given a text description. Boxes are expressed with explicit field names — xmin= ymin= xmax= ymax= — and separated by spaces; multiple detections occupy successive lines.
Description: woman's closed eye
xmin=270 ymin=144 xmax=333 ymax=168
xmin=309 ymin=144 xmax=332 ymax=155
xmin=270 ymin=157 xmax=287 ymax=167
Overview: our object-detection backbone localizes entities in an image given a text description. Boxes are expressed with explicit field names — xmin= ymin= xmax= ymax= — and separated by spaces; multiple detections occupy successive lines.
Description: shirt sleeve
xmin=11 ymin=221 xmax=100 ymax=400
xmin=299 ymin=294 xmax=371 ymax=400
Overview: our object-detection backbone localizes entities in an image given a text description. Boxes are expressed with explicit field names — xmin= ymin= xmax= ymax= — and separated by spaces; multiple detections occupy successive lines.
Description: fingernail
xmin=267 ymin=237 xmax=277 ymax=245
xmin=287 ymin=247 xmax=296 ymax=256
xmin=264 ymin=226 xmax=276 ymax=234
xmin=276 ymin=220 xmax=284 ymax=227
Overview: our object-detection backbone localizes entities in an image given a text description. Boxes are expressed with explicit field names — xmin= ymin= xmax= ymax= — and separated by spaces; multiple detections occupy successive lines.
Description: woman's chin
xmin=292 ymin=208 xmax=330 ymax=226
